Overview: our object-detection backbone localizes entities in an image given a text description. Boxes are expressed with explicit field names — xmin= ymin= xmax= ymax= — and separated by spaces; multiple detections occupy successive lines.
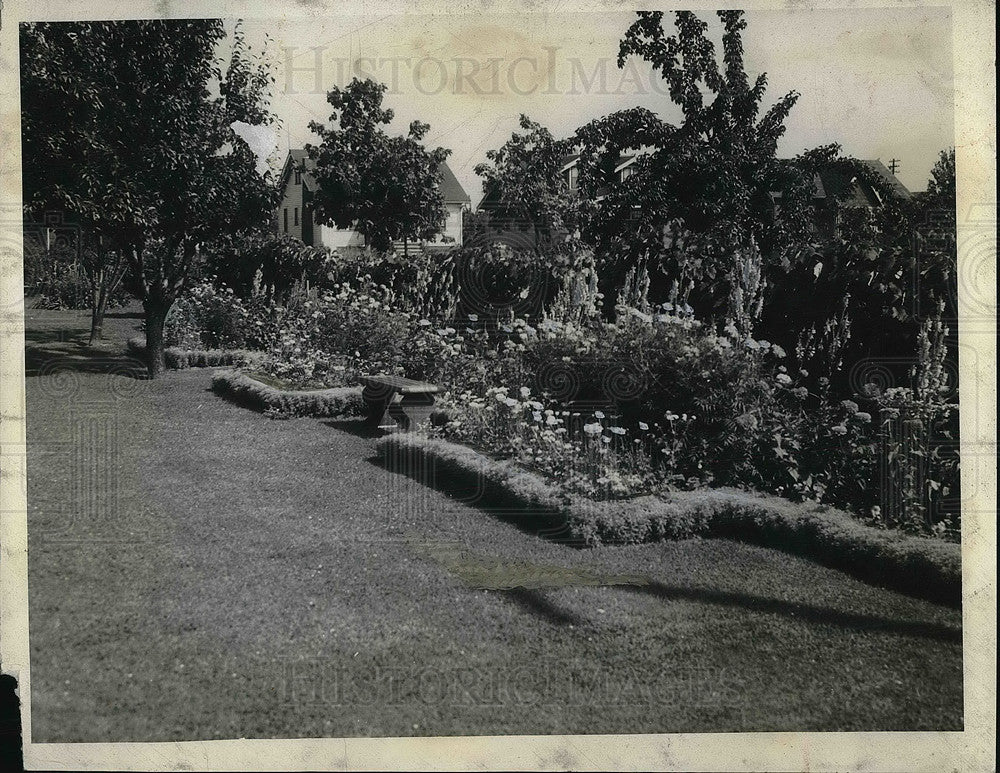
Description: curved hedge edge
xmin=127 ymin=335 xmax=264 ymax=369
xmin=211 ymin=370 xmax=364 ymax=418
xmin=376 ymin=433 xmax=961 ymax=607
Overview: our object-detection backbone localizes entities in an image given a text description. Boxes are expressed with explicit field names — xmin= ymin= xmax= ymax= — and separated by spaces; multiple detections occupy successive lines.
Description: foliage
xmin=164 ymin=282 xmax=257 ymax=350
xmin=203 ymin=231 xmax=337 ymax=302
xmin=474 ymin=114 xmax=579 ymax=239
xmin=572 ymin=10 xmax=812 ymax=325
xmin=21 ymin=19 xmax=280 ymax=374
xmin=241 ymin=235 xmax=958 ymax=538
xmin=306 ymin=79 xmax=451 ymax=252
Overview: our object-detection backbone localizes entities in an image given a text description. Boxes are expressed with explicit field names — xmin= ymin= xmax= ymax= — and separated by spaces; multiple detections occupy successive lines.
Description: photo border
xmin=1 ymin=1 xmax=994 ymax=770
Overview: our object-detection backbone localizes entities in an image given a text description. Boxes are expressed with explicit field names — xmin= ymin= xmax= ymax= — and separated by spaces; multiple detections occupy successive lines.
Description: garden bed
xmin=377 ymin=433 xmax=962 ymax=606
xmin=127 ymin=335 xmax=265 ymax=370
xmin=211 ymin=370 xmax=364 ymax=418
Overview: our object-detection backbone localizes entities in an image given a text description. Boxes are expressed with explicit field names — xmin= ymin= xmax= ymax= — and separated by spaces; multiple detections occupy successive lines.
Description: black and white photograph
xmin=0 ymin=0 xmax=995 ymax=770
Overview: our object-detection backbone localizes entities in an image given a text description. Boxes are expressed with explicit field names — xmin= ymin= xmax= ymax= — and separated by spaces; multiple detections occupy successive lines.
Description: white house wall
xmin=319 ymin=203 xmax=465 ymax=250
xmin=277 ymin=175 xmax=306 ymax=241
xmin=318 ymin=225 xmax=367 ymax=249
xmin=425 ymin=203 xmax=465 ymax=247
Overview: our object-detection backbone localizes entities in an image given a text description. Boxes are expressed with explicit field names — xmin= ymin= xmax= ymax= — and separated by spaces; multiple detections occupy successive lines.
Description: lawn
xmin=25 ymin=307 xmax=963 ymax=741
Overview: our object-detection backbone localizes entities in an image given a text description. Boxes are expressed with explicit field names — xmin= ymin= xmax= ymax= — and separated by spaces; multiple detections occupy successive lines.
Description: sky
xmin=244 ymin=6 xmax=954 ymax=205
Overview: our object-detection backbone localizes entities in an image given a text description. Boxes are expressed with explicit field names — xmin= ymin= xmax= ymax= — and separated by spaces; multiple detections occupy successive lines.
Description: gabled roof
xmin=280 ymin=149 xmax=469 ymax=204
xmin=811 ymin=159 xmax=910 ymax=206
xmin=861 ymin=159 xmax=912 ymax=199
xmin=437 ymin=160 xmax=471 ymax=203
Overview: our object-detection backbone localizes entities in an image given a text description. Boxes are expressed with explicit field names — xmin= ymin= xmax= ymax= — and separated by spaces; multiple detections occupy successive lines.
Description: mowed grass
xmin=24 ymin=308 xmax=963 ymax=741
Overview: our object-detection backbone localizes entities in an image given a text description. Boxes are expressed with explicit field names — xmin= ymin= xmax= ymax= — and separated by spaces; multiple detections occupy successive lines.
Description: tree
xmin=474 ymin=114 xmax=578 ymax=246
xmin=913 ymin=148 xmax=957 ymax=320
xmin=21 ymin=23 xmax=138 ymax=343
xmin=575 ymin=10 xmax=813 ymax=330
xmin=306 ymin=79 xmax=450 ymax=254
xmin=22 ymin=20 xmax=279 ymax=375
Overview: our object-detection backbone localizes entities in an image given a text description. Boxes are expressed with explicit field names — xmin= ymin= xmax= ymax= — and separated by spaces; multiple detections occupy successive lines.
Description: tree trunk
xmin=89 ymin=280 xmax=109 ymax=346
xmin=144 ymin=299 xmax=171 ymax=378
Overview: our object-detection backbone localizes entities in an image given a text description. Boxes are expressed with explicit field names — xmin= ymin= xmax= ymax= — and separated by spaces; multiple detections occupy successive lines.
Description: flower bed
xmin=211 ymin=370 xmax=364 ymax=418
xmin=377 ymin=433 xmax=961 ymax=606
xmin=127 ymin=336 xmax=265 ymax=370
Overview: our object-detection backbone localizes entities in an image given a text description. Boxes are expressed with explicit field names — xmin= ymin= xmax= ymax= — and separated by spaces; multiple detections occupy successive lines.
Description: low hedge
xmin=377 ymin=434 xmax=962 ymax=606
xmin=211 ymin=370 xmax=364 ymax=418
xmin=126 ymin=336 xmax=265 ymax=370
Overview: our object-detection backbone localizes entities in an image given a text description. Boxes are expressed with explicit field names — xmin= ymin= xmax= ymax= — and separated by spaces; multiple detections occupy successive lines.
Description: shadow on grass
xmin=23 ymin=327 xmax=92 ymax=344
xmin=24 ymin=336 xmax=147 ymax=379
xmin=323 ymin=418 xmax=383 ymax=440
xmin=623 ymin=581 xmax=962 ymax=644
xmin=367 ymin=451 xmax=586 ymax=547
xmin=498 ymin=587 xmax=583 ymax=626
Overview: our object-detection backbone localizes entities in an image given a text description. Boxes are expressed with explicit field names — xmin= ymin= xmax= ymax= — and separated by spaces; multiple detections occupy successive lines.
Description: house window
xmin=294 ymin=169 xmax=302 ymax=185
xmin=567 ymin=166 xmax=579 ymax=190
xmin=294 ymin=207 xmax=299 ymax=226
xmin=283 ymin=209 xmax=288 ymax=232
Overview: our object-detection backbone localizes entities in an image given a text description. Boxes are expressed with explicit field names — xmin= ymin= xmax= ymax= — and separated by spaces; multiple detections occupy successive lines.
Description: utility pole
xmin=888 ymin=158 xmax=901 ymax=175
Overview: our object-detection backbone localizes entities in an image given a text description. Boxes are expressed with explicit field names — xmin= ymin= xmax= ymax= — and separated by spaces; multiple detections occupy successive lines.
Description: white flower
xmin=601 ymin=436 xmax=611 ymax=444
xmin=776 ymin=373 xmax=793 ymax=385
xmin=610 ymin=426 xmax=626 ymax=435
xmin=418 ymin=319 xmax=432 ymax=327
xmin=583 ymin=422 xmax=603 ymax=436
xmin=467 ymin=314 xmax=478 ymax=322
xmin=638 ymin=422 xmax=649 ymax=431
xmin=594 ymin=410 xmax=605 ymax=419
xmin=532 ymin=412 xmax=543 ymax=422
xmin=519 ymin=386 xmax=531 ymax=398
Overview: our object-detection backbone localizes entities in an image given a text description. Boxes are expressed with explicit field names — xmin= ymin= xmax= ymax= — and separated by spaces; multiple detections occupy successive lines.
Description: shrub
xmin=211 ymin=370 xmax=364 ymax=418
xmin=258 ymin=279 xmax=412 ymax=388
xmin=377 ymin=433 xmax=961 ymax=605
xmin=203 ymin=231 xmax=338 ymax=302
xmin=127 ymin=336 xmax=264 ymax=369
xmin=164 ymin=282 xmax=258 ymax=350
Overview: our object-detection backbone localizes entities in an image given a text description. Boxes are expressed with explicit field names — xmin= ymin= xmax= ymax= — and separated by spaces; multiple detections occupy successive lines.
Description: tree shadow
xmin=23 ymin=327 xmax=91 ymax=344
xmin=498 ymin=587 xmax=583 ymax=626
xmin=622 ymin=581 xmax=962 ymax=644
xmin=24 ymin=336 xmax=147 ymax=379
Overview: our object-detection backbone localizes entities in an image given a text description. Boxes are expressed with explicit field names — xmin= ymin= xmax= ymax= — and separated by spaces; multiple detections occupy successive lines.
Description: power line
xmin=888 ymin=158 xmax=901 ymax=175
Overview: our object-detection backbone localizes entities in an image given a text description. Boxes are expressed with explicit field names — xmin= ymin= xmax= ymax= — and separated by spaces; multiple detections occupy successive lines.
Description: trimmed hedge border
xmin=211 ymin=370 xmax=364 ymax=418
xmin=377 ymin=433 xmax=962 ymax=606
xmin=127 ymin=335 xmax=265 ymax=370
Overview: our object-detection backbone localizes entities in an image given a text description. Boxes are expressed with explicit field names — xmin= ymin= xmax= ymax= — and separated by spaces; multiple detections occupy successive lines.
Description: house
xmin=274 ymin=149 xmax=470 ymax=252
xmin=801 ymin=159 xmax=912 ymax=237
